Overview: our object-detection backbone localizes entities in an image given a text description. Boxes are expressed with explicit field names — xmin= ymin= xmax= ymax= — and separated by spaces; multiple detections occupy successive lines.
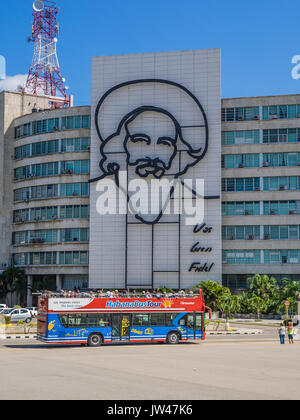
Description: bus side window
xmin=58 ymin=315 xmax=68 ymax=328
xmin=132 ymin=314 xmax=150 ymax=327
xmin=165 ymin=313 xmax=181 ymax=326
xmin=150 ymin=313 xmax=166 ymax=326
xmin=98 ymin=314 xmax=111 ymax=327
xmin=178 ymin=315 xmax=186 ymax=327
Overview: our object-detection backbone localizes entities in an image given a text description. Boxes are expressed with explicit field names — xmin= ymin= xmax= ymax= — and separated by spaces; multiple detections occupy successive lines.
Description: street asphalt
xmin=0 ymin=324 xmax=299 ymax=400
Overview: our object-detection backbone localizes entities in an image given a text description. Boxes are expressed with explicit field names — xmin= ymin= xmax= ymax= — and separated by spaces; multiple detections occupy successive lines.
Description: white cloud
xmin=0 ymin=74 xmax=28 ymax=92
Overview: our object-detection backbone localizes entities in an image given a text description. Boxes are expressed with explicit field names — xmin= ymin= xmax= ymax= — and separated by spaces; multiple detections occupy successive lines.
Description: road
xmin=0 ymin=327 xmax=299 ymax=400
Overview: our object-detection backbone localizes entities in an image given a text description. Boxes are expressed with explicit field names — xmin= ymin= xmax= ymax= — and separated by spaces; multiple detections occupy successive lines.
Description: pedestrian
xmin=288 ymin=322 xmax=294 ymax=345
xmin=278 ymin=323 xmax=286 ymax=345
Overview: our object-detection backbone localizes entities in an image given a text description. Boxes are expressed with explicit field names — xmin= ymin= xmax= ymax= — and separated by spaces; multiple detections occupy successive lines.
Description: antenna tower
xmin=26 ymin=0 xmax=71 ymax=108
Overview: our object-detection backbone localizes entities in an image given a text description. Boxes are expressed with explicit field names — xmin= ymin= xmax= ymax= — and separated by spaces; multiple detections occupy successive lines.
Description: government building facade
xmin=0 ymin=49 xmax=299 ymax=304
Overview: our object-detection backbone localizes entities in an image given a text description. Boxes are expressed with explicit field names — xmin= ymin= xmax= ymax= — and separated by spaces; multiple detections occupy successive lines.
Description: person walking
xmin=278 ymin=323 xmax=286 ymax=345
xmin=288 ymin=322 xmax=294 ymax=345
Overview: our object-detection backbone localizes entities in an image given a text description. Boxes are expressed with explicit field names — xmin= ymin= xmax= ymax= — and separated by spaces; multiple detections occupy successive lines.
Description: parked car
xmin=0 ymin=304 xmax=7 ymax=311
xmin=2 ymin=308 xmax=32 ymax=323
xmin=27 ymin=307 xmax=38 ymax=318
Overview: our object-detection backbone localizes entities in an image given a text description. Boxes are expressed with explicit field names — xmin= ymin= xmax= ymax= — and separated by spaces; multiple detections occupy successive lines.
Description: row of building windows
xmin=14 ymin=160 xmax=90 ymax=180
xmin=13 ymin=205 xmax=89 ymax=223
xmin=222 ymin=107 xmax=260 ymax=122
xmin=222 ymin=153 xmax=300 ymax=169
xmin=222 ymin=129 xmax=300 ymax=145
xmin=223 ymin=250 xmax=300 ymax=265
xmin=222 ymin=105 xmax=300 ymax=122
xmin=222 ymin=225 xmax=300 ymax=240
xmin=222 ymin=201 xmax=300 ymax=216
xmin=13 ymin=228 xmax=89 ymax=245
xmin=14 ymin=183 xmax=89 ymax=202
xmin=15 ymin=115 xmax=91 ymax=139
xmin=14 ymin=138 xmax=90 ymax=160
xmin=262 ymin=105 xmax=300 ymax=120
xmin=13 ymin=251 xmax=89 ymax=266
xmin=222 ymin=274 xmax=300 ymax=290
xmin=222 ymin=177 xmax=300 ymax=192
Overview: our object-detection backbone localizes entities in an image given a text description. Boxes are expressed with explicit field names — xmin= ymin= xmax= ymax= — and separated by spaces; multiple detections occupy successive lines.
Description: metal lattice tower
xmin=26 ymin=0 xmax=71 ymax=108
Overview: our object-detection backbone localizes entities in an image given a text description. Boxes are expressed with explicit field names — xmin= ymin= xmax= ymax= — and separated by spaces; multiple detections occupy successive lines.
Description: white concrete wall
xmin=90 ymin=50 xmax=222 ymax=289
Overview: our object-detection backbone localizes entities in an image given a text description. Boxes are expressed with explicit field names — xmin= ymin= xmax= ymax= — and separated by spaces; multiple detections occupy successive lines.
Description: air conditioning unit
xmin=263 ymin=162 xmax=269 ymax=167
xmin=279 ymin=185 xmax=285 ymax=191
xmin=270 ymin=114 xmax=278 ymax=119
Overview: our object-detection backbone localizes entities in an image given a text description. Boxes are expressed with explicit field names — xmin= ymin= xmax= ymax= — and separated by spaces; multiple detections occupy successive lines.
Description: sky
xmin=0 ymin=0 xmax=299 ymax=106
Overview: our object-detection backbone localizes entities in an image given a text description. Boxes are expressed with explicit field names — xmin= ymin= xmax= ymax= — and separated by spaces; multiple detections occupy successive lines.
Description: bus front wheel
xmin=88 ymin=333 xmax=103 ymax=347
xmin=167 ymin=332 xmax=180 ymax=345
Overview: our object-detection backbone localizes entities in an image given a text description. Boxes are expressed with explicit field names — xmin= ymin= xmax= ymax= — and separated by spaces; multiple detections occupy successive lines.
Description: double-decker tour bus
xmin=37 ymin=291 xmax=211 ymax=346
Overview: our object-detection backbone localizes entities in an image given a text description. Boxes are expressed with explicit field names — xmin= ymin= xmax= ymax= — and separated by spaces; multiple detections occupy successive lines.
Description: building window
xmin=263 ymin=226 xmax=300 ymax=240
xmin=61 ymin=138 xmax=90 ymax=152
xmin=60 ymin=228 xmax=89 ymax=243
xmin=222 ymin=107 xmax=259 ymax=122
xmin=263 ymin=128 xmax=300 ymax=143
xmin=222 ymin=226 xmax=260 ymax=240
xmin=222 ymin=250 xmax=261 ymax=264
xmin=264 ymin=250 xmax=300 ymax=264
xmin=263 ymin=201 xmax=300 ymax=215
xmin=263 ymin=152 xmax=300 ymax=167
xmin=59 ymin=251 xmax=89 ymax=265
xmin=262 ymin=105 xmax=300 ymax=120
xmin=222 ymin=130 xmax=260 ymax=146
xmin=60 ymin=205 xmax=89 ymax=219
xmin=222 ymin=178 xmax=260 ymax=192
xmin=60 ymin=183 xmax=89 ymax=197
xmin=61 ymin=160 xmax=90 ymax=175
xmin=222 ymin=154 xmax=259 ymax=169
xmin=263 ymin=177 xmax=300 ymax=191
xmin=222 ymin=202 xmax=260 ymax=216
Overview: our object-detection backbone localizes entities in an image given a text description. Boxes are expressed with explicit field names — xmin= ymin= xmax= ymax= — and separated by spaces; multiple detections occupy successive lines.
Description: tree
xmin=247 ymin=274 xmax=281 ymax=315
xmin=0 ymin=267 xmax=27 ymax=307
xmin=280 ymin=278 xmax=300 ymax=302
xmin=245 ymin=295 xmax=268 ymax=319
xmin=198 ymin=281 xmax=230 ymax=312
xmin=218 ymin=294 xmax=241 ymax=320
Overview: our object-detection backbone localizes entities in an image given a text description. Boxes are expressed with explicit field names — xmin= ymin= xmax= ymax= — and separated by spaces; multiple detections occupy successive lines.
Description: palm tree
xmin=199 ymin=280 xmax=230 ymax=313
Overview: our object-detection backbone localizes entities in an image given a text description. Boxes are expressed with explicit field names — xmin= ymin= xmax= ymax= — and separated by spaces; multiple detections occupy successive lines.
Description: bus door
xmin=183 ymin=313 xmax=203 ymax=339
xmin=111 ymin=314 xmax=131 ymax=341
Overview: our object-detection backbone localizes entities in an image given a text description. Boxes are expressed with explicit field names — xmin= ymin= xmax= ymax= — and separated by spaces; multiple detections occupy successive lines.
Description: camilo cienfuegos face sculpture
xmin=92 ymin=79 xmax=218 ymax=225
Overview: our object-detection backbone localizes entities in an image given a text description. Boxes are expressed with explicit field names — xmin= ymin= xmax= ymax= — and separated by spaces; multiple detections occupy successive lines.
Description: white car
xmin=2 ymin=308 xmax=32 ymax=323
xmin=0 ymin=304 xmax=7 ymax=311
xmin=27 ymin=307 xmax=38 ymax=317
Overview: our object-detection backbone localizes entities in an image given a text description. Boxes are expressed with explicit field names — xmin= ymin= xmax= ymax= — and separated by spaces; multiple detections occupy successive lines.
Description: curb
xmin=207 ymin=331 xmax=263 ymax=335
xmin=0 ymin=335 xmax=37 ymax=340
